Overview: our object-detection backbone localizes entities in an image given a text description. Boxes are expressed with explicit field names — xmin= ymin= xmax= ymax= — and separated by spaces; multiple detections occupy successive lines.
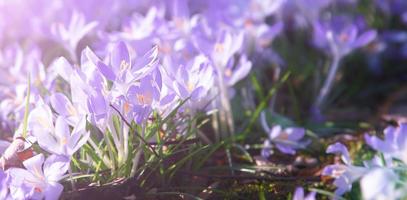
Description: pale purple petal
xmin=352 ymin=30 xmax=377 ymax=48
xmin=276 ymin=143 xmax=296 ymax=155
xmin=111 ymin=41 xmax=130 ymax=72
xmin=22 ymin=154 xmax=45 ymax=178
xmin=364 ymin=134 xmax=393 ymax=153
xmin=97 ymin=61 xmax=116 ymax=81
xmin=326 ymin=142 xmax=351 ymax=165
xmin=285 ymin=128 xmax=305 ymax=141
xmin=50 ymin=93 xmax=71 ymax=116
xmin=44 ymin=182 xmax=64 ymax=200
xmin=227 ymin=56 xmax=252 ymax=86
xmin=43 ymin=155 xmax=70 ymax=182
xmin=55 ymin=116 xmax=70 ymax=142
xmin=293 ymin=187 xmax=304 ymax=200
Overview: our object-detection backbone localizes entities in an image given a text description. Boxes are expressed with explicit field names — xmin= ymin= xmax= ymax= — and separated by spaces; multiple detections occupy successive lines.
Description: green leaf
xmin=22 ymin=74 xmax=31 ymax=138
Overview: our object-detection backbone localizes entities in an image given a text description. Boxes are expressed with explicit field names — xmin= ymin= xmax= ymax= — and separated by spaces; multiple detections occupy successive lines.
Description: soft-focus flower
xmin=8 ymin=154 xmax=69 ymax=200
xmin=163 ymin=55 xmax=215 ymax=107
xmin=322 ymin=142 xmax=399 ymax=198
xmin=322 ymin=143 xmax=369 ymax=195
xmin=365 ymin=123 xmax=407 ymax=163
xmin=51 ymin=11 xmax=98 ymax=59
xmin=28 ymin=105 xmax=89 ymax=157
xmin=260 ymin=112 xmax=308 ymax=156
xmin=313 ymin=17 xmax=377 ymax=58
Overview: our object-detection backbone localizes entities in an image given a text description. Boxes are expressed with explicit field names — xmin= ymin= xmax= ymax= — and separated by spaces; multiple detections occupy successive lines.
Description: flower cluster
xmin=0 ymin=0 xmax=283 ymax=198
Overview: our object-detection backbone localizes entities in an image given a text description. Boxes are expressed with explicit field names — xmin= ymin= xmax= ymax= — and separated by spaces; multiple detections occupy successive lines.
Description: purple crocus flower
xmin=126 ymin=75 xmax=161 ymax=123
xmin=51 ymin=11 xmax=98 ymax=61
xmin=8 ymin=154 xmax=69 ymax=200
xmin=312 ymin=17 xmax=377 ymax=58
xmin=322 ymin=143 xmax=368 ymax=195
xmin=197 ymin=30 xmax=244 ymax=70
xmin=322 ymin=142 xmax=399 ymax=198
xmin=260 ymin=112 xmax=308 ymax=156
xmin=117 ymin=6 xmax=165 ymax=41
xmin=28 ymin=105 xmax=89 ymax=157
xmin=311 ymin=17 xmax=377 ymax=119
xmin=97 ymin=41 xmax=158 ymax=85
xmin=292 ymin=187 xmax=316 ymax=200
xmin=365 ymin=123 xmax=407 ymax=164
xmin=163 ymin=55 xmax=215 ymax=100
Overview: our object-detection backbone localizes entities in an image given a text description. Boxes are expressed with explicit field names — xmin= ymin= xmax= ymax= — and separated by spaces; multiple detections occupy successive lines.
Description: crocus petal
xmin=34 ymin=130 xmax=61 ymax=155
xmin=333 ymin=176 xmax=352 ymax=195
xmin=285 ymin=127 xmax=305 ymax=141
xmin=50 ymin=57 xmax=72 ymax=82
xmin=293 ymin=187 xmax=304 ymax=200
xmin=28 ymin=105 xmax=54 ymax=133
xmin=131 ymin=45 xmax=158 ymax=78
xmin=44 ymin=182 xmax=64 ymax=200
xmin=352 ymin=30 xmax=377 ymax=48
xmin=269 ymin=125 xmax=283 ymax=139
xmin=43 ymin=155 xmax=69 ymax=182
xmin=322 ymin=164 xmax=346 ymax=177
xmin=97 ymin=61 xmax=116 ymax=81
xmin=22 ymin=154 xmax=45 ymax=178
xmin=111 ymin=41 xmax=131 ymax=72
xmin=68 ymin=117 xmax=89 ymax=155
xmin=54 ymin=116 xmax=70 ymax=154
xmin=326 ymin=142 xmax=351 ymax=165
xmin=227 ymin=56 xmax=252 ymax=86
xmin=364 ymin=134 xmax=393 ymax=153
xmin=50 ymin=93 xmax=72 ymax=116
xmin=276 ymin=144 xmax=296 ymax=155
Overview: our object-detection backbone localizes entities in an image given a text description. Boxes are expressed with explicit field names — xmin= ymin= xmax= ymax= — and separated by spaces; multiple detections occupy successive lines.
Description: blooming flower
xmin=260 ymin=112 xmax=308 ymax=156
xmin=28 ymin=104 xmax=89 ymax=157
xmin=365 ymin=123 xmax=407 ymax=164
xmin=322 ymin=142 xmax=399 ymax=198
xmin=322 ymin=143 xmax=369 ymax=195
xmin=51 ymin=11 xmax=98 ymax=60
xmin=8 ymin=154 xmax=69 ymax=200
xmin=312 ymin=17 xmax=377 ymax=58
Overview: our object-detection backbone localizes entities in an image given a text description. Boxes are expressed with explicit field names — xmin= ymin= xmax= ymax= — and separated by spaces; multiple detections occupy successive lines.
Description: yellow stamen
xmin=123 ymin=101 xmax=131 ymax=114
xmin=187 ymin=82 xmax=195 ymax=92
xmin=224 ymin=68 xmax=232 ymax=77
xmin=339 ymin=33 xmax=349 ymax=42
xmin=37 ymin=117 xmax=50 ymax=129
xmin=60 ymin=137 xmax=68 ymax=145
xmin=67 ymin=104 xmax=77 ymax=116
xmin=120 ymin=60 xmax=130 ymax=71
xmin=214 ymin=43 xmax=225 ymax=53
